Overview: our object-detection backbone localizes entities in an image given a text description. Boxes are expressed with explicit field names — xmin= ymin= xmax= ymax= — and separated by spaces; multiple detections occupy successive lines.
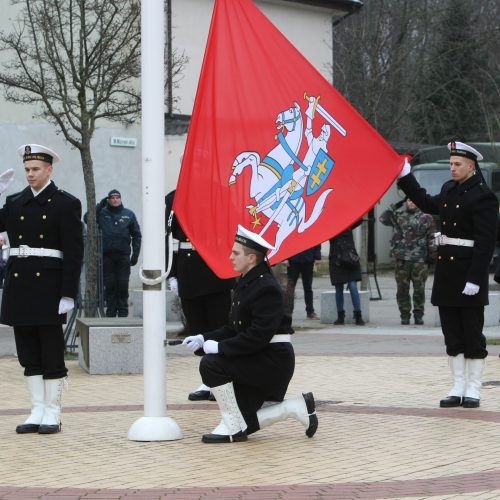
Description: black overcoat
xmin=398 ymin=173 xmax=498 ymax=307
xmin=203 ymin=261 xmax=295 ymax=402
xmin=328 ymin=229 xmax=362 ymax=285
xmin=0 ymin=182 xmax=84 ymax=326
xmin=165 ymin=190 xmax=234 ymax=299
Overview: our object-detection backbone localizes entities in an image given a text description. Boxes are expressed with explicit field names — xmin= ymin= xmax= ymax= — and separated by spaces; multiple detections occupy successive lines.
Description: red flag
xmin=174 ymin=0 xmax=403 ymax=278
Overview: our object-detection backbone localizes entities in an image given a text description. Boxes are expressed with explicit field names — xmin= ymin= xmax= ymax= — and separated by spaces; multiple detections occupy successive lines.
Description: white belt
xmin=434 ymin=233 xmax=474 ymax=248
xmin=9 ymin=245 xmax=63 ymax=259
xmin=269 ymin=334 xmax=291 ymax=343
xmin=178 ymin=241 xmax=195 ymax=251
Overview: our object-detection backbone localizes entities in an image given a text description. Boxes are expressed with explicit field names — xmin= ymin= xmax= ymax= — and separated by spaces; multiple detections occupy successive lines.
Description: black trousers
xmin=438 ymin=306 xmax=487 ymax=359
xmin=181 ymin=290 xmax=231 ymax=334
xmin=103 ymin=253 xmax=131 ymax=317
xmin=285 ymin=261 xmax=315 ymax=315
xmin=14 ymin=325 xmax=68 ymax=378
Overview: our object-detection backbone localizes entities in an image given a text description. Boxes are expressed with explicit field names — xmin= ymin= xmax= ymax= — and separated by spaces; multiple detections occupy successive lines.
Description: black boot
xmin=354 ymin=310 xmax=365 ymax=326
xmin=334 ymin=311 xmax=345 ymax=325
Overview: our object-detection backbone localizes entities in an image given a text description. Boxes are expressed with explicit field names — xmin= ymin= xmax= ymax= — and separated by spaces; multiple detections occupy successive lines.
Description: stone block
xmin=77 ymin=318 xmax=144 ymax=374
xmin=320 ymin=290 xmax=370 ymax=324
xmin=77 ymin=318 xmax=185 ymax=374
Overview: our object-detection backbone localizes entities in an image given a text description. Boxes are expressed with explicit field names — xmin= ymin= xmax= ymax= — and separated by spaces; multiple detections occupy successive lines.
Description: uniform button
xmin=444 ymin=204 xmax=447 ymax=208
xmin=48 ymin=198 xmax=51 ymax=202
xmin=238 ymin=320 xmax=242 ymax=325
xmin=39 ymin=234 xmax=44 ymax=239
xmin=238 ymin=301 xmax=240 ymax=305
xmin=450 ymin=256 xmax=454 ymax=261
xmin=20 ymin=216 xmax=24 ymax=220
xmin=42 ymin=215 xmax=47 ymax=220
xmin=36 ymin=272 xmax=40 ymax=277
xmin=187 ymin=253 xmax=191 ymax=257
xmin=443 ymin=221 xmax=446 ymax=225
xmin=438 ymin=256 xmax=442 ymax=260
xmin=233 ymin=321 xmax=236 ymax=325
xmin=456 ymin=204 xmax=460 ymax=208
xmin=18 ymin=235 xmax=22 ymax=239
xmin=14 ymin=273 xmax=18 ymax=277
xmin=453 ymin=222 xmax=457 ymax=226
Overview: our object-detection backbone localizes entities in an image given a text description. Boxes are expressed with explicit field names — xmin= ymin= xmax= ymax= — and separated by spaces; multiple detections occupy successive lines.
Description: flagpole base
xmin=128 ymin=416 xmax=183 ymax=442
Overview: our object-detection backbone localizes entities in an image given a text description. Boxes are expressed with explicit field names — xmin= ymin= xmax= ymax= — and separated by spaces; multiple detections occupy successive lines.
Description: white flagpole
xmin=128 ymin=0 xmax=182 ymax=441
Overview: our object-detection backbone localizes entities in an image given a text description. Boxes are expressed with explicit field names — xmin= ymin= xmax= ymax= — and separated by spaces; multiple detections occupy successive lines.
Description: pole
xmin=128 ymin=0 xmax=182 ymax=442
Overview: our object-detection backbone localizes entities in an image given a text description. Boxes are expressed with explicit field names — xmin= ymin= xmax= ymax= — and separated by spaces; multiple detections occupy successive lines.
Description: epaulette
xmin=56 ymin=188 xmax=79 ymax=202
xmin=477 ymin=182 xmax=493 ymax=194
xmin=6 ymin=189 xmax=27 ymax=204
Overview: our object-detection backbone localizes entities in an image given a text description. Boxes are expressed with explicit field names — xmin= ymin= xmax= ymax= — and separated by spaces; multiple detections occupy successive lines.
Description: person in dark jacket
xmin=398 ymin=141 xmax=498 ymax=408
xmin=0 ymin=144 xmax=84 ymax=435
xmin=91 ymin=190 xmax=141 ymax=317
xmin=165 ymin=190 xmax=235 ymax=401
xmin=329 ymin=222 xmax=365 ymax=325
xmin=283 ymin=245 xmax=322 ymax=320
xmin=182 ymin=225 xmax=318 ymax=443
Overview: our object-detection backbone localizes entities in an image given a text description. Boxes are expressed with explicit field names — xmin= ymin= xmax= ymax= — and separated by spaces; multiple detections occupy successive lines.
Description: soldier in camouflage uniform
xmin=380 ymin=198 xmax=437 ymax=325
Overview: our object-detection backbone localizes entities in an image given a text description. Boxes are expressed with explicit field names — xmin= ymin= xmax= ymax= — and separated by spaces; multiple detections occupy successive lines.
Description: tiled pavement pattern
xmin=1 ymin=273 xmax=500 ymax=499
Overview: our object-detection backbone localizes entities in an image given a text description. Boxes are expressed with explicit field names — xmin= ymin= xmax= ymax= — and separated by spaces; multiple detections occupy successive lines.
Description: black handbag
xmin=336 ymin=240 xmax=360 ymax=268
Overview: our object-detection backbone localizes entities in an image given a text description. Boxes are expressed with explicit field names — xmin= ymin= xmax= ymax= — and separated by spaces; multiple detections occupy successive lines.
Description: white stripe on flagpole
xmin=128 ymin=0 xmax=182 ymax=442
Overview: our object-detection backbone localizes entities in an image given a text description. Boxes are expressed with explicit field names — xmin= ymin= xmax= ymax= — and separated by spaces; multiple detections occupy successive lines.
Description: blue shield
xmin=307 ymin=149 xmax=334 ymax=195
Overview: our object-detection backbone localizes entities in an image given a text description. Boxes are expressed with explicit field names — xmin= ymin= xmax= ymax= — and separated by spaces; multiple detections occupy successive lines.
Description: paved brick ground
xmin=1 ymin=273 xmax=500 ymax=499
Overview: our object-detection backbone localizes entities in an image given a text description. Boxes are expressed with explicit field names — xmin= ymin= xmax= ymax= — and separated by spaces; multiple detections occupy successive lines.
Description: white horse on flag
xmin=229 ymin=97 xmax=336 ymax=258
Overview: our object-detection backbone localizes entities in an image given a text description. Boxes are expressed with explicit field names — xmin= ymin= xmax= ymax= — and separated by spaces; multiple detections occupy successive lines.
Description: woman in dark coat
xmin=329 ymin=224 xmax=365 ymax=325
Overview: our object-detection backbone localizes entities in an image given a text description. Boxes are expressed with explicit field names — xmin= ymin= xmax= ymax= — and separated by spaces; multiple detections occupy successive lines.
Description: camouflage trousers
xmin=395 ymin=260 xmax=428 ymax=320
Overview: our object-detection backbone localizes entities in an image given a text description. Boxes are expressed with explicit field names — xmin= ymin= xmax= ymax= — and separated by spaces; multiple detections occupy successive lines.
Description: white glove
xmin=0 ymin=169 xmax=14 ymax=194
xmin=182 ymin=334 xmax=204 ymax=352
xmin=168 ymin=277 xmax=178 ymax=295
xmin=203 ymin=340 xmax=219 ymax=354
xmin=58 ymin=297 xmax=75 ymax=314
xmin=462 ymin=282 xmax=480 ymax=296
xmin=398 ymin=158 xmax=411 ymax=178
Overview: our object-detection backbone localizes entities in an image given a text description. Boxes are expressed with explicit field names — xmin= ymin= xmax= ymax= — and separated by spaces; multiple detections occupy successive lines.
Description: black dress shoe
xmin=15 ymin=423 xmax=40 ymax=434
xmin=401 ymin=318 xmax=410 ymax=325
xmin=303 ymin=392 xmax=318 ymax=438
xmin=462 ymin=397 xmax=480 ymax=408
xmin=38 ymin=423 xmax=61 ymax=434
xmin=188 ymin=390 xmax=211 ymax=401
xmin=414 ymin=317 xmax=424 ymax=325
xmin=202 ymin=430 xmax=247 ymax=443
xmin=439 ymin=396 xmax=462 ymax=408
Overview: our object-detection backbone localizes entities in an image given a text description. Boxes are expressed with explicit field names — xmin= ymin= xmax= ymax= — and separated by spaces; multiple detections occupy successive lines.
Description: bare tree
xmin=332 ymin=0 xmax=500 ymax=144
xmin=0 ymin=0 xmax=188 ymax=315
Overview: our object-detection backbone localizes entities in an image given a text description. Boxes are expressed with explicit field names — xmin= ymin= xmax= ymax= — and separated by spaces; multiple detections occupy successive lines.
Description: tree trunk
xmin=79 ymin=142 xmax=98 ymax=317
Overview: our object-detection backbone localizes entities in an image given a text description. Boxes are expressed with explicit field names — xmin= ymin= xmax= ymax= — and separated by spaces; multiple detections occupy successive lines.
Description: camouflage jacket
xmin=379 ymin=205 xmax=437 ymax=263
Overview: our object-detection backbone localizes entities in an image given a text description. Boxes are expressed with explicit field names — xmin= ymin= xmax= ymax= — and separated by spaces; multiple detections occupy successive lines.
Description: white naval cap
xmin=235 ymin=224 xmax=274 ymax=254
xmin=17 ymin=144 xmax=60 ymax=164
xmin=447 ymin=141 xmax=483 ymax=162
